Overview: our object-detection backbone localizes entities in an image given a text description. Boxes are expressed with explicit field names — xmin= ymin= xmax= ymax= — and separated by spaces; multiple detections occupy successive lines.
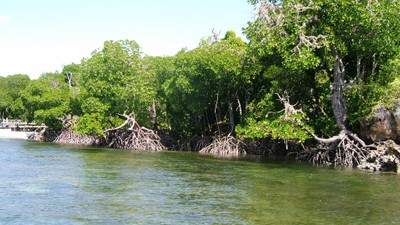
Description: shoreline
xmin=29 ymin=127 xmax=400 ymax=174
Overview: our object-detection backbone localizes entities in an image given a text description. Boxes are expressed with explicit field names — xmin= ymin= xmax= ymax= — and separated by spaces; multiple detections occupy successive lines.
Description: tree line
xmin=1 ymin=0 xmax=400 ymax=159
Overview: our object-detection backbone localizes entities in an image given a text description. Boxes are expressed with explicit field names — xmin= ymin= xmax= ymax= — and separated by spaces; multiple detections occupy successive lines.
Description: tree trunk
xmin=66 ymin=72 xmax=73 ymax=88
xmin=214 ymin=93 xmax=222 ymax=136
xmin=332 ymin=49 xmax=348 ymax=131
xmin=149 ymin=99 xmax=158 ymax=131
xmin=228 ymin=102 xmax=235 ymax=136
xmin=301 ymin=49 xmax=370 ymax=166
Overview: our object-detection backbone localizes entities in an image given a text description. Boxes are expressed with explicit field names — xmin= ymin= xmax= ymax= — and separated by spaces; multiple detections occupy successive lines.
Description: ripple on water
xmin=1 ymin=139 xmax=400 ymax=224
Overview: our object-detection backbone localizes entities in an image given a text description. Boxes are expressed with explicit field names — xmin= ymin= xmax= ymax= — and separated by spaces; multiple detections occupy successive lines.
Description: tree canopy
xmin=0 ymin=74 xmax=30 ymax=119
xmin=244 ymin=0 xmax=400 ymax=138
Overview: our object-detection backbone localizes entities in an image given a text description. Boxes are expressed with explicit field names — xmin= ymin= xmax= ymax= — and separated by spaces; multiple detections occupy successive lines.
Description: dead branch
xmin=105 ymin=114 xmax=131 ymax=132
xmin=211 ymin=28 xmax=221 ymax=43
xmin=276 ymin=92 xmax=303 ymax=119
xmin=293 ymin=33 xmax=327 ymax=53
xmin=257 ymin=0 xmax=328 ymax=53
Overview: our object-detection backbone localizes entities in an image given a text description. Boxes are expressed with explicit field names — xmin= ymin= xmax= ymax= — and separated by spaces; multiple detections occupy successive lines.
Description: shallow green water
xmin=1 ymin=139 xmax=399 ymax=224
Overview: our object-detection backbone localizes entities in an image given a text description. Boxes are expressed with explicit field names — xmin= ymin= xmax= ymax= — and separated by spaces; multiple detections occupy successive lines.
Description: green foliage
xmin=0 ymin=90 xmax=13 ymax=118
xmin=34 ymin=105 xmax=68 ymax=129
xmin=0 ymin=74 xmax=30 ymax=118
xmin=74 ymin=113 xmax=106 ymax=136
xmin=346 ymin=52 xmax=400 ymax=129
xmin=376 ymin=53 xmax=400 ymax=108
xmin=142 ymin=56 xmax=175 ymax=129
xmin=3 ymin=5 xmax=398 ymax=150
xmin=245 ymin=0 xmax=400 ymax=138
xmin=81 ymin=97 xmax=110 ymax=114
xmin=161 ymin=31 xmax=248 ymax=136
xmin=10 ymin=98 xmax=26 ymax=119
xmin=72 ymin=97 xmax=109 ymax=135
xmin=79 ymin=40 xmax=156 ymax=132
xmin=237 ymin=110 xmax=312 ymax=142
xmin=62 ymin=63 xmax=82 ymax=87
xmin=68 ymin=86 xmax=85 ymax=116
xmin=17 ymin=72 xmax=70 ymax=128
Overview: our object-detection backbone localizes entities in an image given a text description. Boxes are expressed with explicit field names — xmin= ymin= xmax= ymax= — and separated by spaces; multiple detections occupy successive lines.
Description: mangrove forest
xmin=1 ymin=0 xmax=400 ymax=171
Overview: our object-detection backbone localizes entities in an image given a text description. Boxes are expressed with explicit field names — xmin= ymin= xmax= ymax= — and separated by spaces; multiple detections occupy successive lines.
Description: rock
xmin=393 ymin=104 xmax=400 ymax=136
xmin=360 ymin=102 xmax=400 ymax=143
xmin=358 ymin=140 xmax=400 ymax=173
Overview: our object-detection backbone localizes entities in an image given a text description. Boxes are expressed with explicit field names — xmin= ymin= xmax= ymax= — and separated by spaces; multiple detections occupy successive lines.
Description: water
xmin=1 ymin=139 xmax=400 ymax=224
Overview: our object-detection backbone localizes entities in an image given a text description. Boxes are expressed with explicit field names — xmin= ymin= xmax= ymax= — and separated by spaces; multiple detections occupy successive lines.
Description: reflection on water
xmin=1 ymin=139 xmax=400 ymax=224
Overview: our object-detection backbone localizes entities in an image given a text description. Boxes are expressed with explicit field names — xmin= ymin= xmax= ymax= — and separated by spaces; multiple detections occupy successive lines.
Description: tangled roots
xmin=199 ymin=136 xmax=247 ymax=157
xmin=105 ymin=114 xmax=165 ymax=151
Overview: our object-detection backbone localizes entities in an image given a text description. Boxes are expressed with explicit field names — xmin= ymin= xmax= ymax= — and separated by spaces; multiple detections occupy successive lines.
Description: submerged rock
xmin=358 ymin=140 xmax=400 ymax=173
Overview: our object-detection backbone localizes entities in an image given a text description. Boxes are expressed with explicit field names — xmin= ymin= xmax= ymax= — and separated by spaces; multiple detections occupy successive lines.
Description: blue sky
xmin=0 ymin=0 xmax=255 ymax=79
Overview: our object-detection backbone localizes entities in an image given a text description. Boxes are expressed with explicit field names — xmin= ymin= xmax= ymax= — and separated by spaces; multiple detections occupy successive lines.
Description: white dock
xmin=0 ymin=119 xmax=46 ymax=140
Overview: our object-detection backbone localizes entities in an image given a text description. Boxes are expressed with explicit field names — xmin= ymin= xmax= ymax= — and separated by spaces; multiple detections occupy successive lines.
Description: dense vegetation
xmin=1 ymin=1 xmax=400 ymax=160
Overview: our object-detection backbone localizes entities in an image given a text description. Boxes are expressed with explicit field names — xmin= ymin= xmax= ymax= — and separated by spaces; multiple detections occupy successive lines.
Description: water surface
xmin=1 ymin=139 xmax=399 ymax=224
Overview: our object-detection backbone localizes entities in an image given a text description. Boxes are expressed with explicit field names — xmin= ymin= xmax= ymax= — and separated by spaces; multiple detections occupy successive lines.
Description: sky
xmin=0 ymin=0 xmax=256 ymax=79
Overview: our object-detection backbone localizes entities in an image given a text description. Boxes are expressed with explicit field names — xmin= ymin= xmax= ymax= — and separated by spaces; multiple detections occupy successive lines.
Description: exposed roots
xmin=301 ymin=130 xmax=369 ymax=166
xmin=273 ymin=93 xmax=370 ymax=166
xmin=179 ymin=135 xmax=213 ymax=152
xmin=105 ymin=114 xmax=165 ymax=151
xmin=54 ymin=128 xmax=99 ymax=146
xmin=358 ymin=140 xmax=400 ymax=173
xmin=240 ymin=138 xmax=265 ymax=155
xmin=199 ymin=136 xmax=247 ymax=157
xmin=28 ymin=126 xmax=47 ymax=141
xmin=159 ymin=133 xmax=178 ymax=150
